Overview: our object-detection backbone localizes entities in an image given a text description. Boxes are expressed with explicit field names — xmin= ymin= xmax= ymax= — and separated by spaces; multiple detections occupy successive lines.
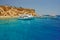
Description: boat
xmin=18 ymin=14 xmax=34 ymax=20
xmin=49 ymin=13 xmax=57 ymax=18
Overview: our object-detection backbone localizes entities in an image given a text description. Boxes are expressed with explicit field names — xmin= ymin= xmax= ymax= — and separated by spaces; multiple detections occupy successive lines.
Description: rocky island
xmin=0 ymin=5 xmax=37 ymax=18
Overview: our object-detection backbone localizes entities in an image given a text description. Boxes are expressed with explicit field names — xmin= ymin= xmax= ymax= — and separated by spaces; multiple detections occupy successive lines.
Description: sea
xmin=0 ymin=16 xmax=60 ymax=40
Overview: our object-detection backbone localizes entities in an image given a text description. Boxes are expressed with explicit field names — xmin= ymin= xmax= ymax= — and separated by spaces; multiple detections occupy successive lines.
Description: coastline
xmin=0 ymin=5 xmax=37 ymax=19
xmin=0 ymin=16 xmax=19 ymax=19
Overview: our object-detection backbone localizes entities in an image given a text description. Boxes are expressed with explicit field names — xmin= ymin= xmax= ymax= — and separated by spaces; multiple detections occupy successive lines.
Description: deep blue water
xmin=0 ymin=17 xmax=60 ymax=40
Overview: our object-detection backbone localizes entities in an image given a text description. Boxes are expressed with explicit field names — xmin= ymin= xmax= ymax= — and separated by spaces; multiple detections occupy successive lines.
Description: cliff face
xmin=0 ymin=5 xmax=37 ymax=17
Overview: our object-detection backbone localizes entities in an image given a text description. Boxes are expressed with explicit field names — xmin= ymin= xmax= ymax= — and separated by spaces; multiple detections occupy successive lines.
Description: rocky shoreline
xmin=0 ymin=5 xmax=37 ymax=18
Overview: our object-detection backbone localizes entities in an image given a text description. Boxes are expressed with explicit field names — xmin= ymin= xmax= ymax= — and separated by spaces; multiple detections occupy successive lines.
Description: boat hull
xmin=18 ymin=17 xmax=34 ymax=20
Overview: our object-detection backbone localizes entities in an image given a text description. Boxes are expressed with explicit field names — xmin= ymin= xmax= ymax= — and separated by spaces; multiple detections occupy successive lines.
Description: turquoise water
xmin=0 ymin=17 xmax=60 ymax=40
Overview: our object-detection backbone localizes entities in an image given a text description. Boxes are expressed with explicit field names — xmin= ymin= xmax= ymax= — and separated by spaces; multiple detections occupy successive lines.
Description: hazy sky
xmin=0 ymin=0 xmax=60 ymax=15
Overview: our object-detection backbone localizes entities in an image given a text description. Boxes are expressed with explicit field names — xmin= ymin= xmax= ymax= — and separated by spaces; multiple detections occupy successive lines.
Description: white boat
xmin=18 ymin=14 xmax=34 ymax=20
xmin=49 ymin=13 xmax=57 ymax=18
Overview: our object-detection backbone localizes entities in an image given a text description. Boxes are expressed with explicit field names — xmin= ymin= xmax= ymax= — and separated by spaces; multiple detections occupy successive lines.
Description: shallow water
xmin=0 ymin=17 xmax=60 ymax=40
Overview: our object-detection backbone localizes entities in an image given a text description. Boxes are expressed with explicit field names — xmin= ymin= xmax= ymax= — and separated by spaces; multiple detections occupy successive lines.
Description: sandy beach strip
xmin=0 ymin=16 xmax=19 ymax=19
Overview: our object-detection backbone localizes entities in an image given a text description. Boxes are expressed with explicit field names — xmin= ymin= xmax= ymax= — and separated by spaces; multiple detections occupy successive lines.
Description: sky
xmin=0 ymin=0 xmax=60 ymax=15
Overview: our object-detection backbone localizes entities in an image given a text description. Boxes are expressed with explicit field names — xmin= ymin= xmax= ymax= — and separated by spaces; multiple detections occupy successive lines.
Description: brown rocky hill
xmin=0 ymin=5 xmax=37 ymax=17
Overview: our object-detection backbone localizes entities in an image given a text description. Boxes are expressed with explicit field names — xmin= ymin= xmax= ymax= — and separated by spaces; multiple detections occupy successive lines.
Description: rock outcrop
xmin=0 ymin=5 xmax=37 ymax=18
